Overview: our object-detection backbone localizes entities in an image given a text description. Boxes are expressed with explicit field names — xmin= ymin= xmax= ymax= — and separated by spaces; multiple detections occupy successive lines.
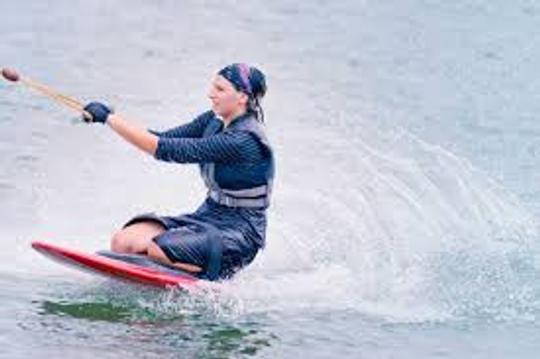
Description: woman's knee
xmin=110 ymin=230 xmax=130 ymax=252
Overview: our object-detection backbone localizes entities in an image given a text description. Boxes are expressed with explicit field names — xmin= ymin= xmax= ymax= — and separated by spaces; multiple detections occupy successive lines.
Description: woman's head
xmin=208 ymin=63 xmax=267 ymax=122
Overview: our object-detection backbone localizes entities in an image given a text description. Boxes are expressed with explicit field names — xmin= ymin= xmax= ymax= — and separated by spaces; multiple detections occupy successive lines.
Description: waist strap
xmin=208 ymin=187 xmax=270 ymax=208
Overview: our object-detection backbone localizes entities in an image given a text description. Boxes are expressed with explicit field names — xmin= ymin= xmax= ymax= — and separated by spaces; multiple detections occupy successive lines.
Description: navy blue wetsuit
xmin=124 ymin=110 xmax=274 ymax=280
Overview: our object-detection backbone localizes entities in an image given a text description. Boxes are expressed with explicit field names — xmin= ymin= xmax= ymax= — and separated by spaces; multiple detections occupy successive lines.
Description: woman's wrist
xmin=106 ymin=113 xmax=117 ymax=127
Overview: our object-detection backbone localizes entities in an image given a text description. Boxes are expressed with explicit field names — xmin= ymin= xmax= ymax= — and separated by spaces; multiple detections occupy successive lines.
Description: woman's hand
xmin=83 ymin=101 xmax=113 ymax=124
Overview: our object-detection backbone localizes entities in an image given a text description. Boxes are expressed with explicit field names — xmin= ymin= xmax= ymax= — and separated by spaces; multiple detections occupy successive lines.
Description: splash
xmin=221 ymin=114 xmax=540 ymax=323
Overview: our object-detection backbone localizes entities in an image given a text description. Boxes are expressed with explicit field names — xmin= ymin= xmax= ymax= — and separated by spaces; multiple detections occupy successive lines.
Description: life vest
xmin=199 ymin=113 xmax=274 ymax=209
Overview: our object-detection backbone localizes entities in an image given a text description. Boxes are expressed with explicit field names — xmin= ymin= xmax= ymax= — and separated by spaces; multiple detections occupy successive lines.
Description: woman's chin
xmin=212 ymin=109 xmax=227 ymax=119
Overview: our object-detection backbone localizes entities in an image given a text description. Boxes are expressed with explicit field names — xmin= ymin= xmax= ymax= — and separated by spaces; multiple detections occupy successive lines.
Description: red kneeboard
xmin=31 ymin=241 xmax=199 ymax=289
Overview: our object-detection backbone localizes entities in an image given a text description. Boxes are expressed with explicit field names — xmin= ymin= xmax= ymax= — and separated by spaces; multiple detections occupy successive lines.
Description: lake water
xmin=2 ymin=0 xmax=540 ymax=358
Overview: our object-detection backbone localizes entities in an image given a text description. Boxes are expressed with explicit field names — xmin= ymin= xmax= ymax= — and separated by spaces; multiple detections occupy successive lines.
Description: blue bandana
xmin=218 ymin=63 xmax=255 ymax=98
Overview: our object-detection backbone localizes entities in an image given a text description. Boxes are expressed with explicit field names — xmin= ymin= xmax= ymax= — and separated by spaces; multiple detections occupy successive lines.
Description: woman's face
xmin=208 ymin=75 xmax=248 ymax=120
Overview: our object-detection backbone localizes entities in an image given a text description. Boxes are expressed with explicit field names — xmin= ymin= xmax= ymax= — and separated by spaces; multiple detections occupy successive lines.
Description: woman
xmin=83 ymin=63 xmax=274 ymax=281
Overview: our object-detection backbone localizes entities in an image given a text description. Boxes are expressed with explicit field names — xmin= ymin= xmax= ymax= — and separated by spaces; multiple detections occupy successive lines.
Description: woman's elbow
xmin=143 ymin=136 xmax=159 ymax=156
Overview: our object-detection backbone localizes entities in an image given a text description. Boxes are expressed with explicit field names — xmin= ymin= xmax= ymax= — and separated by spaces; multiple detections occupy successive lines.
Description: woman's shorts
xmin=123 ymin=212 xmax=259 ymax=280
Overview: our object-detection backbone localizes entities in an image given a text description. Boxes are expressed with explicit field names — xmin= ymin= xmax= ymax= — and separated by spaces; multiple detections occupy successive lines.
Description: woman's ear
xmin=238 ymin=92 xmax=249 ymax=106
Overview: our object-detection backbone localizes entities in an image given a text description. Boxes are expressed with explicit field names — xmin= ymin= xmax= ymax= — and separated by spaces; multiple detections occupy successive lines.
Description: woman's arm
xmin=155 ymin=131 xmax=265 ymax=164
xmin=107 ymin=114 xmax=159 ymax=155
xmin=107 ymin=111 xmax=214 ymax=155
xmin=106 ymin=112 xmax=264 ymax=163
xmin=83 ymin=102 xmax=261 ymax=163
xmin=151 ymin=110 xmax=213 ymax=138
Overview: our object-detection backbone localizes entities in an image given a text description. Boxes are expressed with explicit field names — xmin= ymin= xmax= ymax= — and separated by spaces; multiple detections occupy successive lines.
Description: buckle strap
xmin=220 ymin=185 xmax=268 ymax=198
xmin=209 ymin=189 xmax=269 ymax=208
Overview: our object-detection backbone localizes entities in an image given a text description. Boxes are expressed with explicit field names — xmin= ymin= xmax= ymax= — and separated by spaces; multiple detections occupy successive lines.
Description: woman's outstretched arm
xmin=107 ymin=114 xmax=159 ymax=155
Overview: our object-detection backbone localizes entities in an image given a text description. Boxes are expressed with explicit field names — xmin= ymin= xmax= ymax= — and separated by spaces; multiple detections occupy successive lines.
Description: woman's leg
xmin=147 ymin=241 xmax=203 ymax=273
xmin=110 ymin=221 xmax=166 ymax=254
xmin=111 ymin=220 xmax=203 ymax=273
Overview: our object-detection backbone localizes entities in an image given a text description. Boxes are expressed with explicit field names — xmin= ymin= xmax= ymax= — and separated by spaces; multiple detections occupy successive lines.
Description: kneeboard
xmin=31 ymin=241 xmax=199 ymax=288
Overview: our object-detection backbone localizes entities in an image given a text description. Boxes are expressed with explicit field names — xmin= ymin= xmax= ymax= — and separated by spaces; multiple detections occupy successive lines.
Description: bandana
xmin=218 ymin=63 xmax=254 ymax=98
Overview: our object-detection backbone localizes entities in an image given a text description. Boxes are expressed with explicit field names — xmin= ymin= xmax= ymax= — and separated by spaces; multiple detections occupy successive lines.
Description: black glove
xmin=83 ymin=101 xmax=113 ymax=124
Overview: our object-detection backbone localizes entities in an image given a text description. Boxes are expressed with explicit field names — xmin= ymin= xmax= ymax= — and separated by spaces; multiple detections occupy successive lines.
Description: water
xmin=2 ymin=0 xmax=540 ymax=357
